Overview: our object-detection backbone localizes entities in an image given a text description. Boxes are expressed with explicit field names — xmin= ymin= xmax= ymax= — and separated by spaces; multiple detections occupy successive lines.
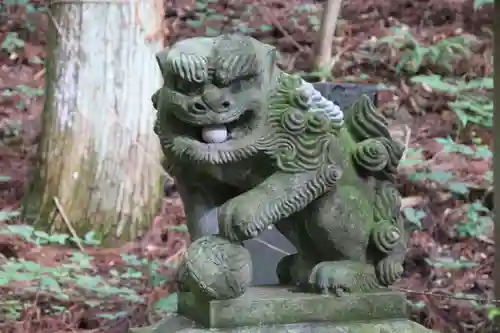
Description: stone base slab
xmin=131 ymin=287 xmax=437 ymax=333
xmin=178 ymin=286 xmax=408 ymax=329
xmin=143 ymin=316 xmax=438 ymax=333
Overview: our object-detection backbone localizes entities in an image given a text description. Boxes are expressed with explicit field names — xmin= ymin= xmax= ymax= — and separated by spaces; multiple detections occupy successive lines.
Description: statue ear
xmin=155 ymin=49 xmax=170 ymax=77
xmin=262 ymin=45 xmax=279 ymax=79
xmin=151 ymin=90 xmax=160 ymax=109
xmin=263 ymin=45 xmax=278 ymax=66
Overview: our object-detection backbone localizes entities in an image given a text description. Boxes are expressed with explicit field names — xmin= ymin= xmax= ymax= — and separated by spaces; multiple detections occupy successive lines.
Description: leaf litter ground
xmin=0 ymin=0 xmax=494 ymax=332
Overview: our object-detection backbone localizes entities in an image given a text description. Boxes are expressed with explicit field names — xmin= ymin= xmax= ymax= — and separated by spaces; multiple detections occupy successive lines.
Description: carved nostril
xmin=193 ymin=102 xmax=207 ymax=112
xmin=221 ymin=101 xmax=231 ymax=109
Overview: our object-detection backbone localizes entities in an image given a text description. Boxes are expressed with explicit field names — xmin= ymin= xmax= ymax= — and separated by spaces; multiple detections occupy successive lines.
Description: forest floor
xmin=0 ymin=0 xmax=495 ymax=332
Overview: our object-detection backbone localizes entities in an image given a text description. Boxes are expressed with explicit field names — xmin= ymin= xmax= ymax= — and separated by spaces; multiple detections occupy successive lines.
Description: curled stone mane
xmin=258 ymin=73 xmax=344 ymax=173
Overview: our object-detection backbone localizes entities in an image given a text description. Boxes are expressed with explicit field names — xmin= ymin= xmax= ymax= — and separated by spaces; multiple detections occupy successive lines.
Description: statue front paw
xmin=305 ymin=261 xmax=381 ymax=296
xmin=218 ymin=198 xmax=266 ymax=242
xmin=306 ymin=261 xmax=351 ymax=296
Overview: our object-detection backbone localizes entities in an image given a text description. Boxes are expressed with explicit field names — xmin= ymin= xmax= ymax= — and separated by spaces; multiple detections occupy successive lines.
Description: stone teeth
xmin=229 ymin=128 xmax=245 ymax=139
xmin=201 ymin=125 xmax=228 ymax=143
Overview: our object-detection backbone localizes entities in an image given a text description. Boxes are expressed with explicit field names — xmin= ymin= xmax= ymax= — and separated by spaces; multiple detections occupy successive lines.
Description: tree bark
xmin=494 ymin=2 xmax=500 ymax=327
xmin=23 ymin=0 xmax=165 ymax=246
xmin=313 ymin=0 xmax=343 ymax=78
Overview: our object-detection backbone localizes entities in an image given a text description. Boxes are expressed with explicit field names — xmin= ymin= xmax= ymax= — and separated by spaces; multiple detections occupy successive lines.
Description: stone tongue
xmin=201 ymin=125 xmax=229 ymax=143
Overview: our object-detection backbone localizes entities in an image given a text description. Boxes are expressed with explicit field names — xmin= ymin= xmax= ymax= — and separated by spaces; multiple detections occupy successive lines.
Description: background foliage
xmin=0 ymin=0 xmax=494 ymax=332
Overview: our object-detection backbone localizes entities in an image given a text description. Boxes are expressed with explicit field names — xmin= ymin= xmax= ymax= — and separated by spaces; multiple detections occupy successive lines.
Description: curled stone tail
xmin=371 ymin=221 xmax=402 ymax=254
xmin=345 ymin=94 xmax=391 ymax=142
xmin=352 ymin=139 xmax=389 ymax=172
xmin=373 ymin=181 xmax=402 ymax=222
xmin=378 ymin=137 xmax=405 ymax=175
xmin=376 ymin=257 xmax=404 ymax=286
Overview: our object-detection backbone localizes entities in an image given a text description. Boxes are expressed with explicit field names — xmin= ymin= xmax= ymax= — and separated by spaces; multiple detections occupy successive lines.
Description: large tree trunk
xmin=23 ymin=0 xmax=165 ymax=246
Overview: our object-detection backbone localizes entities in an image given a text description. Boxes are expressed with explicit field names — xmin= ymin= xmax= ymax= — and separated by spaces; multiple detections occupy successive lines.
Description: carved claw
xmin=241 ymin=222 xmax=261 ymax=239
xmin=307 ymin=262 xmax=352 ymax=295
xmin=221 ymin=222 xmax=239 ymax=242
xmin=218 ymin=199 xmax=265 ymax=242
xmin=306 ymin=261 xmax=381 ymax=296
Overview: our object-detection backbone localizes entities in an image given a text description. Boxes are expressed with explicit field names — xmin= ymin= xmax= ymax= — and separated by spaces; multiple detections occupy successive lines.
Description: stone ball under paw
xmin=178 ymin=235 xmax=252 ymax=300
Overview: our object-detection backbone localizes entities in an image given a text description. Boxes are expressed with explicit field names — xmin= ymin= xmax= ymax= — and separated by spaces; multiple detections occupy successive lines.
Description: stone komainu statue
xmin=152 ymin=34 xmax=407 ymax=299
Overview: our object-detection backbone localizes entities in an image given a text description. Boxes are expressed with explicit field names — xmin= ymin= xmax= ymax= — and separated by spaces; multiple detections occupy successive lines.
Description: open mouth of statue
xmin=200 ymin=110 xmax=256 ymax=143
xmin=171 ymin=109 xmax=257 ymax=144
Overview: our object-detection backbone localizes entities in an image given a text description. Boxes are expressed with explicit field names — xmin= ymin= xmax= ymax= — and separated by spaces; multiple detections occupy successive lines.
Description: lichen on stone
xmin=152 ymin=34 xmax=408 ymax=300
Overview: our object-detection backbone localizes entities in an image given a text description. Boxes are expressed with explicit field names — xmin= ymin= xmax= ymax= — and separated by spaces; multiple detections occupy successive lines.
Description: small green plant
xmin=435 ymin=137 xmax=492 ymax=160
xmin=426 ymin=256 xmax=478 ymax=269
xmin=1 ymin=1 xmax=47 ymax=32
xmin=411 ymin=75 xmax=492 ymax=129
xmin=403 ymin=207 xmax=426 ymax=230
xmin=377 ymin=27 xmax=478 ymax=75
xmin=369 ymin=27 xmax=492 ymax=132
xmin=293 ymin=4 xmax=321 ymax=32
xmin=403 ymin=134 xmax=492 ymax=199
xmin=2 ymin=84 xmax=44 ymax=110
xmin=455 ymin=201 xmax=492 ymax=238
xmin=487 ymin=306 xmax=500 ymax=320
xmin=1 ymin=32 xmax=25 ymax=53
xmin=2 ymin=0 xmax=45 ymax=13
xmin=0 ymin=224 xmax=99 ymax=246
xmin=474 ymin=0 xmax=493 ymax=9
xmin=0 ymin=225 xmax=178 ymax=321
xmin=407 ymin=168 xmax=471 ymax=195
xmin=294 ymin=3 xmax=320 ymax=13
xmin=0 ymin=207 xmax=19 ymax=222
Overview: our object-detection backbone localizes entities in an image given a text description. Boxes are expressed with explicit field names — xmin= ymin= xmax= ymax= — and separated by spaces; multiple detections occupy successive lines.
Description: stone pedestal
xmin=148 ymin=287 xmax=438 ymax=333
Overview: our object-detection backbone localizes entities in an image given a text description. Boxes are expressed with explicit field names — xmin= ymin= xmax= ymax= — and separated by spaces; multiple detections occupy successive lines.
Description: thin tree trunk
xmin=313 ymin=0 xmax=343 ymax=78
xmin=494 ymin=4 xmax=500 ymax=326
xmin=23 ymin=0 xmax=165 ymax=246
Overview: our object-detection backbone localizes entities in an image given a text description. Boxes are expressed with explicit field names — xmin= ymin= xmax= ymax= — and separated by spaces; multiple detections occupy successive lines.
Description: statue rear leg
xmin=274 ymin=218 xmax=320 ymax=286
xmin=276 ymin=253 xmax=317 ymax=286
xmin=296 ymin=186 xmax=385 ymax=294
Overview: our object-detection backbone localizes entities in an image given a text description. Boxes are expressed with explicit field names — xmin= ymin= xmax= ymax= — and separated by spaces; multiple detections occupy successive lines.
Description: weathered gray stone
xmin=148 ymin=34 xmax=430 ymax=333
xmin=246 ymin=83 xmax=380 ymax=287
xmin=148 ymin=316 xmax=437 ymax=333
xmin=243 ymin=228 xmax=296 ymax=285
xmin=178 ymin=286 xmax=407 ymax=329
xmin=153 ymin=35 xmax=407 ymax=297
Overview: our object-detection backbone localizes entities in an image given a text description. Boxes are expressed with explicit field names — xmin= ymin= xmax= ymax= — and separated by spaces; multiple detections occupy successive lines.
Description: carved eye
xmin=231 ymin=80 xmax=243 ymax=92
xmin=173 ymin=79 xmax=203 ymax=95
xmin=214 ymin=72 xmax=230 ymax=86
xmin=229 ymin=74 xmax=257 ymax=93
